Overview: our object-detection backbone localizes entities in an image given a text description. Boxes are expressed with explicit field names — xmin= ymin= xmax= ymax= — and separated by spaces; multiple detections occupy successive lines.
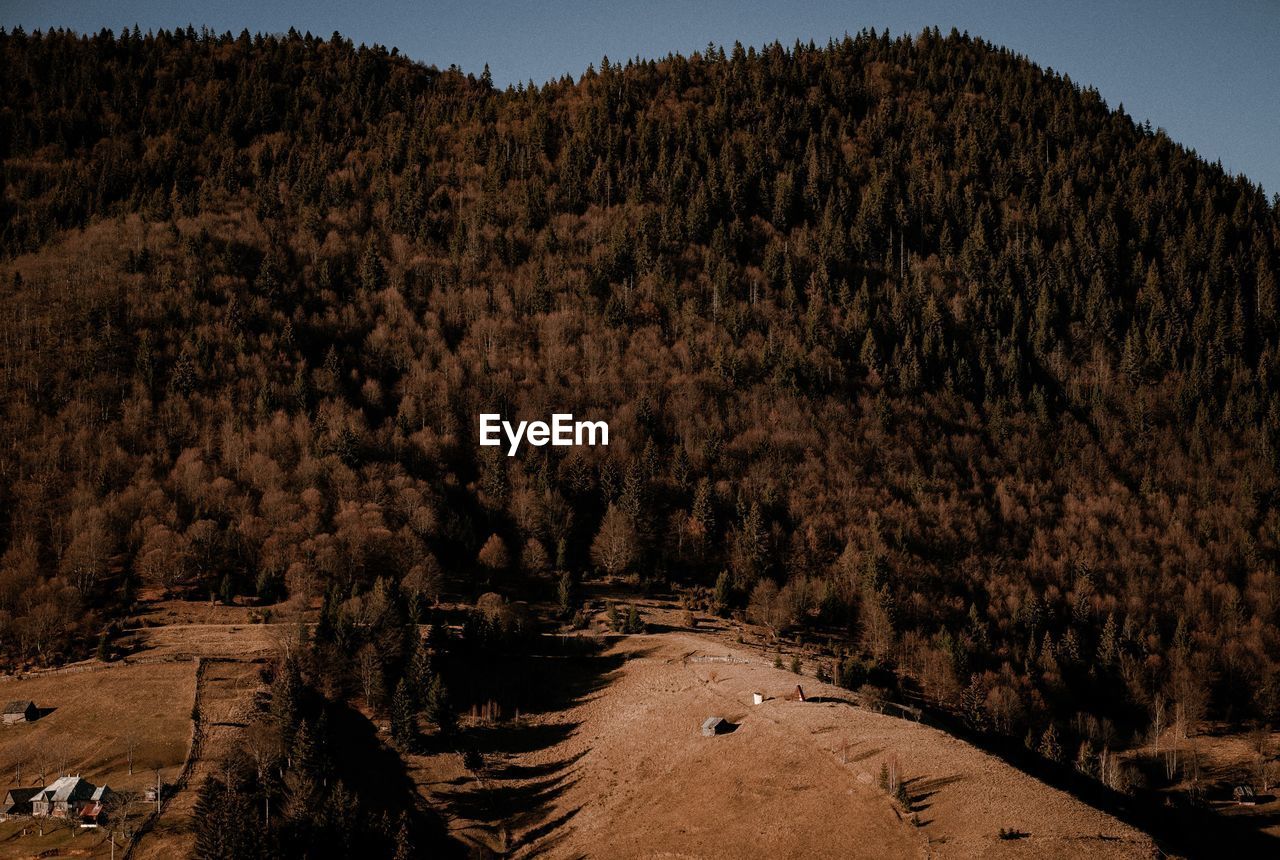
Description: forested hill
xmin=3 ymin=25 xmax=1280 ymax=763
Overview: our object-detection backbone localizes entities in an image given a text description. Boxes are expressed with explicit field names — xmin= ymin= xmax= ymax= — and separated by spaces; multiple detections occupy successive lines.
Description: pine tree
xmin=1098 ymin=613 xmax=1119 ymax=665
xmin=424 ymin=673 xmax=456 ymax=736
xmin=393 ymin=813 xmax=415 ymax=860
xmin=390 ymin=678 xmax=417 ymax=750
xmin=193 ymin=777 xmax=229 ymax=860
xmin=1038 ymin=723 xmax=1063 ymax=763
xmin=408 ymin=637 xmax=433 ymax=706
xmin=961 ymin=674 xmax=989 ymax=731
xmin=359 ymin=240 xmax=384 ymax=292
xmin=557 ymin=569 xmax=577 ymax=618
xmin=691 ymin=478 xmax=714 ymax=535
xmin=624 ymin=604 xmax=644 ymax=634
xmin=271 ymin=656 xmax=303 ymax=747
xmin=712 ymin=570 xmax=731 ymax=616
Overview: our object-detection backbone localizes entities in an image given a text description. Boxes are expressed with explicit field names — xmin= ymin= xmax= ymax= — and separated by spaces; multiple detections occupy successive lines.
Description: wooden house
xmin=31 ymin=776 xmax=109 ymax=818
xmin=2 ymin=701 xmax=37 ymax=725
xmin=1 ymin=787 xmax=37 ymax=818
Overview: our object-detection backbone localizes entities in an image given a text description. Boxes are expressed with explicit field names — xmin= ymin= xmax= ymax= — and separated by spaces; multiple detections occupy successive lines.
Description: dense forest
xmin=3 ymin=23 xmax=1280 ymax=807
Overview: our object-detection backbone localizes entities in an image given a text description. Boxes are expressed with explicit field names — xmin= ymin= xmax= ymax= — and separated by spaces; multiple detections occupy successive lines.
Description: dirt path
xmin=415 ymin=631 xmax=1154 ymax=859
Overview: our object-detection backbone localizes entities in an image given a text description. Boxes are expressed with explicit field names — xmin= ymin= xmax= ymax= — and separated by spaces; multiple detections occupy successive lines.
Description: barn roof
xmin=1 ymin=787 xmax=37 ymax=814
xmin=39 ymin=775 xmax=94 ymax=802
xmin=2 ymin=700 xmax=34 ymax=715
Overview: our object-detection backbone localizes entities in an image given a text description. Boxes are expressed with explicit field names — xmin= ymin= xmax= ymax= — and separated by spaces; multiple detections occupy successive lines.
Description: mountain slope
xmin=2 ymin=25 xmax=1280 ymax=849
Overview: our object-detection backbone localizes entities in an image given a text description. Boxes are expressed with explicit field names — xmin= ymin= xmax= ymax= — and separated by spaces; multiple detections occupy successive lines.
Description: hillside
xmin=2 ymin=23 xmax=1280 ymax=856
xmin=414 ymin=625 xmax=1155 ymax=858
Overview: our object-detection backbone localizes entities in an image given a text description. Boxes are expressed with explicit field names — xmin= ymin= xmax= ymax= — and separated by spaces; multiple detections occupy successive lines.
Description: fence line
xmin=119 ymin=656 xmax=206 ymax=859
xmin=0 ymin=652 xmax=200 ymax=683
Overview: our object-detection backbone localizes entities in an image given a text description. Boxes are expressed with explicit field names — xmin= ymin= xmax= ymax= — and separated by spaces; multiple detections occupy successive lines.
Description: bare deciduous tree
xmin=590 ymin=505 xmax=636 ymax=576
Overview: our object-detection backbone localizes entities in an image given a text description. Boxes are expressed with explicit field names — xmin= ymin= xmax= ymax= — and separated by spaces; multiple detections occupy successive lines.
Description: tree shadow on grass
xmin=516 ymin=804 xmax=583 ymax=852
xmin=447 ymin=643 xmax=642 ymax=718
xmin=323 ymin=698 xmax=462 ymax=856
xmin=485 ymin=748 xmax=587 ymax=781
xmin=439 ymin=772 xmax=577 ymax=823
xmin=460 ymin=720 xmax=581 ymax=757
xmin=431 ymin=640 xmax=643 ymax=852
xmin=901 ymin=773 xmax=965 ymax=812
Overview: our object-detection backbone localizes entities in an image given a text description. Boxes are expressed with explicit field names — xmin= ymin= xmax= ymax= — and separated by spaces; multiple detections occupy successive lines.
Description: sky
xmin=2 ymin=0 xmax=1277 ymax=196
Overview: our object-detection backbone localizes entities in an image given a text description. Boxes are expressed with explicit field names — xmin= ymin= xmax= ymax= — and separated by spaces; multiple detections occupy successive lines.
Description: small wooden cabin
xmin=2 ymin=701 xmax=37 ymax=725
xmin=701 ymin=716 xmax=729 ymax=736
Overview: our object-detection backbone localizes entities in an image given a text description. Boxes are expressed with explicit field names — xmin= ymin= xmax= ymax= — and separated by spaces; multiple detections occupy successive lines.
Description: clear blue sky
xmin=3 ymin=0 xmax=1277 ymax=195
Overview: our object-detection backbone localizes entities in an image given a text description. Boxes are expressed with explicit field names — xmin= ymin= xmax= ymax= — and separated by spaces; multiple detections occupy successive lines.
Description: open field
xmin=0 ymin=607 xmax=277 ymax=860
xmin=0 ymin=661 xmax=197 ymax=859
xmin=411 ymin=630 xmax=1154 ymax=859
xmin=128 ymin=624 xmax=282 ymax=662
xmin=0 ymin=661 xmax=195 ymax=795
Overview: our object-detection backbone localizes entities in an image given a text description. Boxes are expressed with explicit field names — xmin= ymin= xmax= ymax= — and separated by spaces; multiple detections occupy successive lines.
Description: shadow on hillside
xmin=806 ymin=694 xmax=857 ymax=705
xmin=438 ymin=772 xmax=578 ymax=823
xmin=487 ymin=749 xmax=586 ymax=780
xmin=901 ymin=773 xmax=965 ymax=812
xmin=515 ymin=804 xmax=583 ymax=853
xmin=641 ymin=621 xmax=694 ymax=636
xmin=325 ymin=698 xmax=461 ymax=857
xmin=431 ymin=641 xmax=637 ymax=852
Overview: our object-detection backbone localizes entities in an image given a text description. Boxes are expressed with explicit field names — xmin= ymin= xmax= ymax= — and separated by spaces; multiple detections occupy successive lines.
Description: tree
xmin=522 ymin=538 xmax=550 ymax=573
xmin=961 ymin=675 xmax=989 ymax=731
xmin=357 ymin=644 xmax=382 ymax=712
xmin=407 ymin=636 xmax=434 ymax=705
xmin=193 ymin=776 xmax=263 ymax=860
xmin=424 ymin=673 xmax=456 ymax=736
xmin=622 ymin=604 xmax=645 ymax=634
xmin=729 ymin=503 xmax=768 ymax=590
xmin=124 ymin=731 xmax=139 ymax=775
xmin=220 ymin=574 xmax=235 ymax=606
xmin=712 ymin=570 xmax=731 ymax=616
xmin=477 ymin=534 xmax=510 ymax=573
xmin=859 ymin=584 xmax=895 ymax=664
xmin=747 ymin=580 xmax=795 ymax=640
xmin=556 ymin=569 xmax=577 ymax=618
xmin=390 ymin=678 xmax=417 ymax=750
xmin=393 ymin=812 xmax=415 ymax=860
xmin=1038 ymin=723 xmax=1063 ymax=763
xmin=104 ymin=789 xmax=142 ymax=848
xmin=590 ymin=505 xmax=637 ymax=576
